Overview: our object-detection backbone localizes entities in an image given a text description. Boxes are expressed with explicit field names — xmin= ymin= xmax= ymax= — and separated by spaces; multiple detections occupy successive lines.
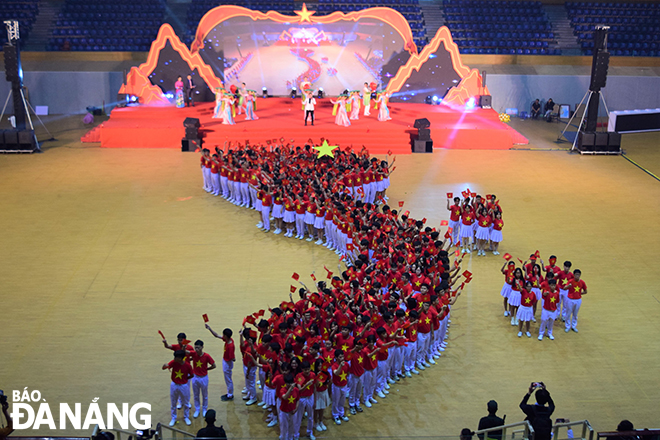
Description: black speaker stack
xmin=412 ymin=118 xmax=433 ymax=153
xmin=182 ymin=117 xmax=202 ymax=152
xmin=577 ymin=131 xmax=621 ymax=153
xmin=0 ymin=129 xmax=38 ymax=152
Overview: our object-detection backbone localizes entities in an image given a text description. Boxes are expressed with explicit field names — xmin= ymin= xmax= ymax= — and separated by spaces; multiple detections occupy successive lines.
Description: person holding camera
xmin=0 ymin=392 xmax=14 ymax=440
xmin=520 ymin=383 xmax=554 ymax=440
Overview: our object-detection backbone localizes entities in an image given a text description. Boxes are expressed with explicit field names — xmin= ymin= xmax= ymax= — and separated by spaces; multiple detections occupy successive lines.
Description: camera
xmin=0 ymin=390 xmax=7 ymax=405
xmin=136 ymin=429 xmax=155 ymax=440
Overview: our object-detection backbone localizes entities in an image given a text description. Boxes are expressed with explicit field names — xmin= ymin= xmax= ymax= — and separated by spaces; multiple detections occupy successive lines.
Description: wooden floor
xmin=1 ymin=115 xmax=660 ymax=438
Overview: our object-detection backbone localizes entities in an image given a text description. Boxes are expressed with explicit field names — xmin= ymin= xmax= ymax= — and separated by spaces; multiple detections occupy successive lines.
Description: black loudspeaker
xmin=3 ymin=44 xmax=19 ymax=83
xmin=414 ymin=118 xmax=431 ymax=129
xmin=595 ymin=132 xmax=608 ymax=147
xmin=183 ymin=117 xmax=200 ymax=128
xmin=418 ymin=128 xmax=431 ymax=141
xmin=479 ymin=95 xmax=492 ymax=108
xmin=0 ymin=129 xmax=37 ymax=152
xmin=182 ymin=138 xmax=201 ymax=152
xmin=183 ymin=117 xmax=201 ymax=140
xmin=3 ymin=130 xmax=19 ymax=146
xmin=412 ymin=140 xmax=433 ymax=153
xmin=590 ymin=51 xmax=610 ymax=90
xmin=608 ymin=132 xmax=621 ymax=151
xmin=577 ymin=131 xmax=596 ymax=152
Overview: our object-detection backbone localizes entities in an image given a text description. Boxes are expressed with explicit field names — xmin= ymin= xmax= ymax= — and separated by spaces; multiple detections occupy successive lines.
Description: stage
xmin=93 ymin=98 xmax=528 ymax=153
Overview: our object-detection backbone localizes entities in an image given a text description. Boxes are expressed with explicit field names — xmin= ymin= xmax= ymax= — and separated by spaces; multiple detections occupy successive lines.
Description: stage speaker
xmin=418 ymin=128 xmax=431 ymax=141
xmin=184 ymin=117 xmax=201 ymax=140
xmin=479 ymin=95 xmax=492 ymax=109
xmin=608 ymin=132 xmax=621 ymax=152
xmin=181 ymin=138 xmax=201 ymax=152
xmin=414 ymin=118 xmax=431 ymax=129
xmin=590 ymin=51 xmax=610 ymax=90
xmin=3 ymin=130 xmax=19 ymax=147
xmin=413 ymin=140 xmax=433 ymax=153
xmin=183 ymin=117 xmax=200 ymax=128
xmin=0 ymin=129 xmax=37 ymax=152
xmin=595 ymin=132 xmax=608 ymax=147
xmin=577 ymin=131 xmax=595 ymax=152
xmin=3 ymin=44 xmax=19 ymax=83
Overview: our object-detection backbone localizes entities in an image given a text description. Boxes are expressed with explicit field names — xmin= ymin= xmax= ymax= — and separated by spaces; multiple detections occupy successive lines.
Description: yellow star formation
xmin=295 ymin=3 xmax=316 ymax=23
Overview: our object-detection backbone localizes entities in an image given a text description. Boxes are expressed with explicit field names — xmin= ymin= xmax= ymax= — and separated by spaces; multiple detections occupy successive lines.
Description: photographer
xmin=520 ymin=383 xmax=554 ymax=440
xmin=0 ymin=391 xmax=14 ymax=440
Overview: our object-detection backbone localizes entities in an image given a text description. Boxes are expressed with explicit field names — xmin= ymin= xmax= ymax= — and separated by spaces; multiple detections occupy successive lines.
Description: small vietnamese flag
xmin=463 ymin=270 xmax=472 ymax=279
xmin=444 ymin=231 xmax=451 ymax=239
xmin=346 ymin=243 xmax=354 ymax=251
xmin=158 ymin=330 xmax=165 ymax=340
xmin=503 ymin=253 xmax=513 ymax=261
xmin=398 ymin=201 xmax=404 ymax=207
xmin=310 ymin=273 xmax=317 ymax=281
xmin=290 ymin=285 xmax=297 ymax=293
xmin=422 ymin=218 xmax=427 ymax=224
xmin=455 ymin=249 xmax=460 ymax=257
xmin=202 ymin=314 xmax=209 ymax=323
xmin=517 ymin=258 xmax=524 ymax=264
xmin=292 ymin=272 xmax=300 ymax=281
xmin=461 ymin=190 xmax=469 ymax=198
xmin=256 ymin=309 xmax=265 ymax=317
xmin=387 ymin=149 xmax=393 ymax=156
xmin=447 ymin=192 xmax=453 ymax=199
xmin=181 ymin=338 xmax=191 ymax=345
xmin=440 ymin=220 xmax=449 ymax=226
xmin=403 ymin=210 xmax=410 ymax=217
xmin=534 ymin=250 xmax=541 ymax=258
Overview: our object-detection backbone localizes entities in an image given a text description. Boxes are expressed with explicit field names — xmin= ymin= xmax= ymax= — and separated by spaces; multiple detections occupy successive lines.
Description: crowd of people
xmin=445 ymin=192 xmax=504 ymax=256
xmin=499 ymin=254 xmax=587 ymax=339
xmin=160 ymin=141 xmax=481 ymax=439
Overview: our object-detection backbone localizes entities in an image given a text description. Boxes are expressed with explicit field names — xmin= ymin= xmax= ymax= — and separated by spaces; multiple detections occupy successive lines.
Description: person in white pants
xmin=564 ymin=269 xmax=587 ymax=333
xmin=205 ymin=325 xmax=235 ymax=401
xmin=191 ymin=340 xmax=217 ymax=418
xmin=330 ymin=350 xmax=350 ymax=424
xmin=294 ymin=362 xmax=316 ymax=439
xmin=278 ymin=376 xmax=300 ymax=440
xmin=163 ymin=350 xmax=194 ymax=426
xmin=538 ymin=280 xmax=560 ymax=340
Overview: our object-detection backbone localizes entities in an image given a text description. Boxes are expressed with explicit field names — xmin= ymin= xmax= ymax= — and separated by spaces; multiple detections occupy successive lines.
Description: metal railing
xmin=554 ymin=420 xmax=595 ymax=440
xmin=475 ymin=421 xmax=535 ymax=440
xmin=156 ymin=422 xmax=196 ymax=440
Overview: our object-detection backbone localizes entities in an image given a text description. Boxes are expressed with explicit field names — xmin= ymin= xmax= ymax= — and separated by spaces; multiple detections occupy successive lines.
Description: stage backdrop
xmin=120 ymin=4 xmax=486 ymax=105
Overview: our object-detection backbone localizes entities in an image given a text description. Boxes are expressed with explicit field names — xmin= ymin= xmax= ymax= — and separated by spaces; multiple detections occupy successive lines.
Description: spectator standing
xmin=478 ymin=400 xmax=505 ymax=440
xmin=195 ymin=410 xmax=227 ymax=440
xmin=520 ymin=383 xmax=555 ymax=440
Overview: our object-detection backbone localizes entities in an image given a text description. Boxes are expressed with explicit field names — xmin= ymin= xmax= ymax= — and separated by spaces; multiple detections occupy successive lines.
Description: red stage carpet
xmin=96 ymin=98 xmax=527 ymax=153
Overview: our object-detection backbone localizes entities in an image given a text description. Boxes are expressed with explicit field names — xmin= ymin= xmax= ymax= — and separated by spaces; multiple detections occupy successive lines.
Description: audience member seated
xmin=544 ymin=98 xmax=555 ymax=120
xmin=531 ymin=99 xmax=541 ymax=119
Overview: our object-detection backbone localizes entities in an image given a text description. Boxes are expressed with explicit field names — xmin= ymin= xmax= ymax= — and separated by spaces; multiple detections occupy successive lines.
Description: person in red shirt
xmin=162 ymin=350 xmax=194 ymax=427
xmin=404 ymin=309 xmax=420 ymax=376
xmin=278 ymin=374 xmax=300 ymax=440
xmin=260 ymin=185 xmax=273 ymax=233
xmin=294 ymin=361 xmax=317 ymax=439
xmin=206 ymin=325 xmax=235 ymax=401
xmin=539 ymin=279 xmax=560 ymax=340
xmin=556 ymin=261 xmax=574 ymax=321
xmin=240 ymin=328 xmax=259 ymax=406
xmin=474 ymin=207 xmax=492 ymax=256
xmin=500 ymin=260 xmax=516 ymax=318
xmin=459 ymin=204 xmax=475 ymax=254
xmin=200 ymin=149 xmax=211 ymax=193
xmin=564 ymin=269 xmax=587 ymax=333
xmin=490 ymin=211 xmax=504 ymax=255
xmin=191 ymin=340 xmax=216 ymax=418
xmin=360 ymin=334 xmax=381 ymax=407
xmin=330 ymin=349 xmax=350 ymax=425
xmin=416 ymin=302 xmax=434 ymax=369
xmin=446 ymin=196 xmax=462 ymax=244
xmin=516 ymin=281 xmax=537 ymax=338
xmin=162 ymin=332 xmax=195 ymax=410
xmin=313 ymin=358 xmax=331 ymax=432
xmin=347 ymin=339 xmax=365 ymax=415
xmin=209 ymin=154 xmax=221 ymax=196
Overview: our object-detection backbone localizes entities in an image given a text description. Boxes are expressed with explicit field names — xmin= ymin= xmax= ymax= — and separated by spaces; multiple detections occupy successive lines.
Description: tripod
xmin=0 ymin=86 xmax=55 ymax=148
xmin=557 ymin=89 xmax=610 ymax=152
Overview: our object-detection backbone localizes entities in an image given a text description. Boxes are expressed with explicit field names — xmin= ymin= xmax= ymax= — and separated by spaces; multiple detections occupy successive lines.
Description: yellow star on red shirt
xmin=550 ymin=296 xmax=556 ymax=303
xmin=294 ymin=3 xmax=316 ymax=23
xmin=358 ymin=356 xmax=363 ymax=363
xmin=341 ymin=344 xmax=349 ymax=352
xmin=288 ymin=395 xmax=296 ymax=404
xmin=196 ymin=360 xmax=203 ymax=368
xmin=425 ymin=318 xmax=431 ymax=324
xmin=339 ymin=371 xmax=347 ymax=382
xmin=175 ymin=370 xmax=184 ymax=379
xmin=525 ymin=298 xmax=531 ymax=304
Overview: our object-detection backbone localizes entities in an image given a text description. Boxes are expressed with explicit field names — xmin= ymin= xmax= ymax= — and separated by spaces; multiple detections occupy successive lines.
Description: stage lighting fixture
xmin=425 ymin=95 xmax=432 ymax=105
xmin=432 ymin=95 xmax=440 ymax=103
xmin=318 ymin=88 xmax=324 ymax=99
xmin=291 ymin=87 xmax=297 ymax=98
xmin=262 ymin=87 xmax=268 ymax=98
xmin=466 ymin=97 xmax=476 ymax=110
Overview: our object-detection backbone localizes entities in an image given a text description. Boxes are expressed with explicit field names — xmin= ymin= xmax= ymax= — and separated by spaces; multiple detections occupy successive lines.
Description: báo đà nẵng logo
xmin=10 ymin=388 xmax=151 ymax=430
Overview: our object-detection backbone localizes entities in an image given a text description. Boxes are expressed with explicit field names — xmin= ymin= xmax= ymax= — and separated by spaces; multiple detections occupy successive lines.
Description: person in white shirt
xmin=303 ymin=91 xmax=316 ymax=126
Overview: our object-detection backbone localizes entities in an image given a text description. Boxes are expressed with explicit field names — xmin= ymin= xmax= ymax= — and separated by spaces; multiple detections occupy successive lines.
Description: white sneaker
xmin=511 ymin=317 xmax=516 ymax=326
xmin=177 ymin=402 xmax=182 ymax=409
xmin=526 ymin=332 xmax=532 ymax=338
xmin=423 ymin=361 xmax=431 ymax=368
xmin=532 ymin=317 xmax=537 ymax=322
xmin=316 ymin=424 xmax=323 ymax=432
xmin=405 ymin=371 xmax=412 ymax=377
xmin=298 ymin=235 xmax=304 ymax=240
xmin=334 ymin=417 xmax=341 ymax=425
xmin=364 ymin=400 xmax=372 ymax=408
xmin=309 ymin=433 xmax=316 ymax=440
xmin=572 ymin=328 xmax=579 ymax=333
xmin=306 ymin=237 xmax=313 ymax=242
xmin=565 ymin=328 xmax=570 ymax=333
xmin=428 ymin=359 xmax=436 ymax=365
xmin=273 ymin=229 xmax=281 ymax=235
xmin=387 ymin=378 xmax=395 ymax=384
xmin=258 ymin=401 xmax=266 ymax=407
xmin=377 ymin=391 xmax=386 ymax=398
xmin=465 ymin=248 xmax=471 ymax=253
xmin=412 ymin=369 xmax=420 ymax=375
xmin=184 ymin=418 xmax=191 ymax=426
xmin=370 ymin=397 xmax=378 ymax=404
xmin=194 ymin=410 xmax=200 ymax=418
xmin=549 ymin=334 xmax=555 ymax=340
xmin=242 ymin=395 xmax=249 ymax=400
xmin=438 ymin=347 xmax=445 ymax=352
xmin=321 ymin=422 xmax=327 ymax=431
xmin=315 ymin=240 xmax=323 ymax=245
xmin=518 ymin=331 xmax=523 ymax=337
xmin=504 ymin=311 xmax=509 ymax=317
xmin=341 ymin=416 xmax=349 ymax=422
xmin=169 ymin=418 xmax=176 ymax=427
xmin=493 ymin=251 xmax=500 ymax=255
xmin=385 ymin=383 xmax=391 ymax=389
xmin=383 ymin=389 xmax=390 ymax=394
xmin=268 ymin=419 xmax=278 ymax=427
xmin=417 ymin=363 xmax=426 ymax=371
xmin=538 ymin=335 xmax=543 ymax=341
xmin=246 ymin=398 xmax=258 ymax=406
xmin=433 ymin=354 xmax=440 ymax=359
xmin=242 ymin=387 xmax=247 ymax=394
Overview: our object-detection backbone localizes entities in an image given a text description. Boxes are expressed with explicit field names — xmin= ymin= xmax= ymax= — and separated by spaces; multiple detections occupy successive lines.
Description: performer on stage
xmin=245 ymin=90 xmax=258 ymax=121
xmin=362 ymin=82 xmax=372 ymax=116
xmin=238 ymin=83 xmax=248 ymax=115
xmin=303 ymin=91 xmax=316 ymax=126
xmin=222 ymin=92 xmax=236 ymax=125
xmin=331 ymin=95 xmax=351 ymax=127
xmin=213 ymin=87 xmax=224 ymax=119
xmin=185 ymin=75 xmax=196 ymax=107
xmin=175 ymin=76 xmax=185 ymax=108
xmin=376 ymin=92 xmax=392 ymax=122
xmin=349 ymin=91 xmax=361 ymax=120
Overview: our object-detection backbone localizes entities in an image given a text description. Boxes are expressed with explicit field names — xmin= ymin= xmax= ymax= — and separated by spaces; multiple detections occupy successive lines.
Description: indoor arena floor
xmin=1 ymin=115 xmax=659 ymax=438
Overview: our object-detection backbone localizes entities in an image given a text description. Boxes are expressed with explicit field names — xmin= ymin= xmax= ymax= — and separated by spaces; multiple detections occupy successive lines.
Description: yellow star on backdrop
xmin=314 ymin=140 xmax=339 ymax=158
xmin=295 ymin=3 xmax=316 ymax=23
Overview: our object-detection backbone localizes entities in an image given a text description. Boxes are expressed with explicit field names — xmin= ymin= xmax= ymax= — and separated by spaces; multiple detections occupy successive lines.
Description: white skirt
xmin=314 ymin=216 xmax=325 ymax=229
xmin=516 ymin=305 xmax=534 ymax=322
xmin=376 ymin=180 xmax=385 ymax=192
xmin=508 ymin=289 xmax=522 ymax=307
xmin=272 ymin=204 xmax=284 ymax=219
xmin=500 ymin=283 xmax=512 ymax=298
xmin=263 ymin=386 xmax=277 ymax=407
xmin=532 ymin=287 xmax=542 ymax=301
xmin=314 ymin=389 xmax=330 ymax=410
xmin=490 ymin=229 xmax=503 ymax=243
xmin=459 ymin=223 xmax=473 ymax=239
xmin=541 ymin=308 xmax=559 ymax=321
xmin=304 ymin=212 xmax=315 ymax=225
xmin=384 ymin=177 xmax=390 ymax=189
xmin=476 ymin=226 xmax=490 ymax=240
xmin=255 ymin=199 xmax=262 ymax=212
xmin=283 ymin=210 xmax=295 ymax=223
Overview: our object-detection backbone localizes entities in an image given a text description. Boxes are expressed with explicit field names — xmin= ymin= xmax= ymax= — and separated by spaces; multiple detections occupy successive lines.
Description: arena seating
xmin=46 ymin=0 xmax=165 ymax=51
xmin=316 ymin=0 xmax=428 ymax=48
xmin=0 ymin=0 xmax=40 ymax=50
xmin=566 ymin=2 xmax=660 ymax=56
xmin=443 ymin=0 xmax=560 ymax=55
